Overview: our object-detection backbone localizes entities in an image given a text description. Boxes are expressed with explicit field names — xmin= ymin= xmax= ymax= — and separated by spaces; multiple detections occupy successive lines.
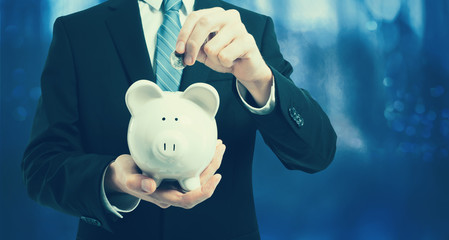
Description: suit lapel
xmin=105 ymin=0 xmax=155 ymax=85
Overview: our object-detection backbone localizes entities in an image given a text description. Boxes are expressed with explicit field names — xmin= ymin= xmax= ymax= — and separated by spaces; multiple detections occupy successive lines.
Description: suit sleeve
xmin=234 ymin=17 xmax=337 ymax=173
xmin=22 ymin=17 xmax=118 ymax=232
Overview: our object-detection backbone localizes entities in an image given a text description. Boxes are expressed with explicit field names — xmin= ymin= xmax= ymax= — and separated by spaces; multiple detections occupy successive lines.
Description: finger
xmin=176 ymin=7 xmax=225 ymax=55
xmin=200 ymin=143 xmax=226 ymax=186
xmin=149 ymin=188 xmax=184 ymax=206
xmin=182 ymin=9 xmax=241 ymax=66
xmin=217 ymin=34 xmax=255 ymax=68
xmin=114 ymin=154 xmax=141 ymax=174
xmin=196 ymin=32 xmax=220 ymax=64
xmin=200 ymin=142 xmax=225 ymax=184
xmin=202 ymin=23 xmax=243 ymax=66
xmin=125 ymin=174 xmax=157 ymax=194
xmin=140 ymin=195 xmax=171 ymax=209
xmin=147 ymin=173 xmax=223 ymax=209
xmin=155 ymin=203 xmax=171 ymax=209
xmin=177 ymin=174 xmax=222 ymax=209
xmin=202 ymin=173 xmax=222 ymax=197
xmin=137 ymin=188 xmax=183 ymax=208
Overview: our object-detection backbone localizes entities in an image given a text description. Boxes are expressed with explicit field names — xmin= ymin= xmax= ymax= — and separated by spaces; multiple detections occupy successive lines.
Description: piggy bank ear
xmin=182 ymin=83 xmax=220 ymax=118
xmin=125 ymin=80 xmax=163 ymax=116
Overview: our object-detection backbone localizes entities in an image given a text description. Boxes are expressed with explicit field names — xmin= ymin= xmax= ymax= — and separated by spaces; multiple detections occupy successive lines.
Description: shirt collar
xmin=140 ymin=0 xmax=195 ymax=12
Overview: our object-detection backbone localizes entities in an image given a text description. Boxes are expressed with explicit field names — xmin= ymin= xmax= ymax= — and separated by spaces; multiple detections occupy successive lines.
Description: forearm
xmin=22 ymin=17 xmax=120 ymax=232
xmin=236 ymin=76 xmax=276 ymax=115
xmin=22 ymin=132 xmax=117 ymax=231
xmin=249 ymin=67 xmax=336 ymax=172
xmin=22 ymin=142 xmax=113 ymax=214
xmin=234 ymin=16 xmax=337 ymax=172
xmin=237 ymin=64 xmax=273 ymax=107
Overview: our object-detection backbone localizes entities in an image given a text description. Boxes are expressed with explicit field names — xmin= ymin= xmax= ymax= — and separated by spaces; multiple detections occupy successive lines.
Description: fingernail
xmin=207 ymin=175 xmax=222 ymax=193
xmin=176 ymin=41 xmax=184 ymax=53
xmin=216 ymin=175 xmax=222 ymax=186
xmin=141 ymin=180 xmax=152 ymax=193
xmin=185 ymin=55 xmax=193 ymax=65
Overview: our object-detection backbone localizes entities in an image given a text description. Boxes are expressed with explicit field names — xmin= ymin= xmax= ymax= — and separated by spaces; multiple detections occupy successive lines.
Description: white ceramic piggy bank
xmin=125 ymin=80 xmax=220 ymax=191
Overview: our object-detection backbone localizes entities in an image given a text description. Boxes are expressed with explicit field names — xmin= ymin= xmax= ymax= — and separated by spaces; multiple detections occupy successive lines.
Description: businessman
xmin=22 ymin=0 xmax=337 ymax=239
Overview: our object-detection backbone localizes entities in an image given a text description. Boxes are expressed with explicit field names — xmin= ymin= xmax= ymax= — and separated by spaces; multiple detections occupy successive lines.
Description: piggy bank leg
xmin=153 ymin=178 xmax=162 ymax=188
xmin=180 ymin=176 xmax=201 ymax=191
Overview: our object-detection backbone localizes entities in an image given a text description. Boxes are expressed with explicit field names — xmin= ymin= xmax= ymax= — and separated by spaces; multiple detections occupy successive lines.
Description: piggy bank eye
xmin=175 ymin=118 xmax=178 ymax=121
xmin=162 ymin=117 xmax=166 ymax=121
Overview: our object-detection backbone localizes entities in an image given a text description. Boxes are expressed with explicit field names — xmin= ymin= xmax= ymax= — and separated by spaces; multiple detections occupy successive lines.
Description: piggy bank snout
xmin=152 ymin=132 xmax=186 ymax=160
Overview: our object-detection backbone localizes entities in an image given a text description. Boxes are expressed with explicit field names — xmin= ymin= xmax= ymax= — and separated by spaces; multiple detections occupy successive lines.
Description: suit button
xmin=81 ymin=216 xmax=102 ymax=227
xmin=288 ymin=107 xmax=304 ymax=127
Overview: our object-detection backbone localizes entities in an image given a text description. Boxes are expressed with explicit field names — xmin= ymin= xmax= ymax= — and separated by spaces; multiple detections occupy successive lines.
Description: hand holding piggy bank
xmin=125 ymin=80 xmax=220 ymax=191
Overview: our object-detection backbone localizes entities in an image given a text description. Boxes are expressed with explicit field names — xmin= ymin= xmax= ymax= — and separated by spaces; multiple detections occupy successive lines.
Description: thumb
xmin=125 ymin=174 xmax=157 ymax=194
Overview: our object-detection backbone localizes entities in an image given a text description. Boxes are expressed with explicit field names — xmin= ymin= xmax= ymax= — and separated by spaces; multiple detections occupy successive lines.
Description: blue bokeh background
xmin=1 ymin=0 xmax=448 ymax=239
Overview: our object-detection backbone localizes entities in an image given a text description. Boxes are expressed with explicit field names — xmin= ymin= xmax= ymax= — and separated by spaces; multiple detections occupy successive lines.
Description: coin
xmin=170 ymin=32 xmax=217 ymax=70
xmin=170 ymin=51 xmax=185 ymax=70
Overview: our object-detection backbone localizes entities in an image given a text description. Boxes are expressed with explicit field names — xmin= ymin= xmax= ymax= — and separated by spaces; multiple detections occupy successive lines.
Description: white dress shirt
xmin=102 ymin=0 xmax=276 ymax=217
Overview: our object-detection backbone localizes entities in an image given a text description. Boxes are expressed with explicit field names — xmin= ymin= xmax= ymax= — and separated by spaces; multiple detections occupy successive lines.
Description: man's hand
xmin=105 ymin=140 xmax=226 ymax=209
xmin=176 ymin=8 xmax=273 ymax=106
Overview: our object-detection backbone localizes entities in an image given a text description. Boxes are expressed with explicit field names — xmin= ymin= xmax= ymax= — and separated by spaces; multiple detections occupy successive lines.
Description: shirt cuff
xmin=236 ymin=77 xmax=276 ymax=115
xmin=101 ymin=165 xmax=141 ymax=218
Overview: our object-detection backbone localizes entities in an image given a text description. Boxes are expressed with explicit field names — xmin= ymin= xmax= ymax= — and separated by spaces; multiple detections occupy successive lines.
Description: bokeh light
xmin=1 ymin=0 xmax=448 ymax=239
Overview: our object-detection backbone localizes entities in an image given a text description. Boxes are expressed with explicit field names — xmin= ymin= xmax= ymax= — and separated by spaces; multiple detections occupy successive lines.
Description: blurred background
xmin=1 ymin=0 xmax=448 ymax=239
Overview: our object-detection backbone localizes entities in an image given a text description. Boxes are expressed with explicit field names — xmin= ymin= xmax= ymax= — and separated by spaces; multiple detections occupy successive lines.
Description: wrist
xmin=105 ymin=159 xmax=124 ymax=194
xmin=239 ymin=65 xmax=273 ymax=107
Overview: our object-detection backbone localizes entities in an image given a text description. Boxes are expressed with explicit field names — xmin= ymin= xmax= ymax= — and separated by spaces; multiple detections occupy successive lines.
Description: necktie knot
xmin=163 ymin=0 xmax=182 ymax=12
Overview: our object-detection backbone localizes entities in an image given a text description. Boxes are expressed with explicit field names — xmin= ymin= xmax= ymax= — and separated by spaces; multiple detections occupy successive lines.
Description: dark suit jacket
xmin=22 ymin=0 xmax=337 ymax=239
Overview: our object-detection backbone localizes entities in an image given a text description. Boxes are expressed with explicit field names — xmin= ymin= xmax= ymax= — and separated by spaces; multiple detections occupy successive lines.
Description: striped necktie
xmin=155 ymin=0 xmax=183 ymax=92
